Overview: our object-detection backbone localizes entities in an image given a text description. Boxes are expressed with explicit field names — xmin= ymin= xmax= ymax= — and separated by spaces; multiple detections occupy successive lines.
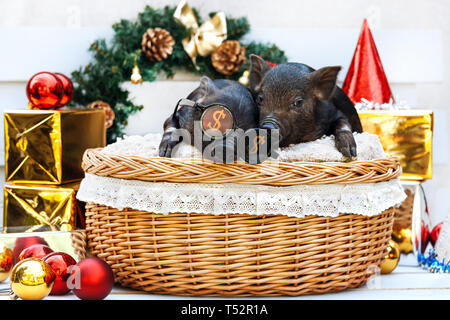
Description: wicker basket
xmin=393 ymin=189 xmax=414 ymax=230
xmin=82 ymin=149 xmax=401 ymax=296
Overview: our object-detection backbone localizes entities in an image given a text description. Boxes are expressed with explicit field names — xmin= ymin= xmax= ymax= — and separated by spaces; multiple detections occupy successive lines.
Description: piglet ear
xmin=199 ymin=75 xmax=217 ymax=94
xmin=188 ymin=76 xmax=217 ymax=101
xmin=310 ymin=66 xmax=341 ymax=100
xmin=249 ymin=54 xmax=271 ymax=95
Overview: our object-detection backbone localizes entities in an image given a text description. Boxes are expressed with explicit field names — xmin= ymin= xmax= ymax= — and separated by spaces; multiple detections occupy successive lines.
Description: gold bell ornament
xmin=380 ymin=240 xmax=400 ymax=274
xmin=238 ymin=70 xmax=250 ymax=86
xmin=10 ymin=258 xmax=55 ymax=300
xmin=392 ymin=228 xmax=413 ymax=254
xmin=0 ymin=240 xmax=13 ymax=282
xmin=130 ymin=64 xmax=143 ymax=84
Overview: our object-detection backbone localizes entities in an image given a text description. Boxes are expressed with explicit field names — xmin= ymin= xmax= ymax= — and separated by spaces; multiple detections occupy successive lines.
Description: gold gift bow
xmin=173 ymin=0 xmax=227 ymax=67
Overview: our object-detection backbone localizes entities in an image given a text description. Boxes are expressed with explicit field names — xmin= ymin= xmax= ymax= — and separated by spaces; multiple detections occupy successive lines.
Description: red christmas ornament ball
xmin=54 ymin=73 xmax=74 ymax=107
xmin=18 ymin=244 xmax=53 ymax=262
xmin=430 ymin=222 xmax=443 ymax=247
xmin=71 ymin=257 xmax=114 ymax=300
xmin=420 ymin=220 xmax=430 ymax=254
xmin=26 ymin=71 xmax=64 ymax=109
xmin=13 ymin=236 xmax=49 ymax=264
xmin=43 ymin=252 xmax=77 ymax=295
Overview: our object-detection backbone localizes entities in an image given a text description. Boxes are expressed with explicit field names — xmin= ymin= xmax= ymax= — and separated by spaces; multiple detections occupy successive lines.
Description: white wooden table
xmin=1 ymin=254 xmax=449 ymax=300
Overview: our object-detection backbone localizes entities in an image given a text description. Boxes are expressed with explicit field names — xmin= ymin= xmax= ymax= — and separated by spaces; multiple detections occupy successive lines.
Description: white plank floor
xmin=1 ymin=254 xmax=449 ymax=300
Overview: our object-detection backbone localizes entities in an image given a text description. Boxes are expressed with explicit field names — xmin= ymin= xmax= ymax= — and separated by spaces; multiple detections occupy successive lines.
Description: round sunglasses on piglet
xmin=171 ymin=98 xmax=236 ymax=138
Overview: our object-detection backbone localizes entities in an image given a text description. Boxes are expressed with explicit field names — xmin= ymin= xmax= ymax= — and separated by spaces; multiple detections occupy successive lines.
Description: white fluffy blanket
xmin=101 ymin=132 xmax=386 ymax=162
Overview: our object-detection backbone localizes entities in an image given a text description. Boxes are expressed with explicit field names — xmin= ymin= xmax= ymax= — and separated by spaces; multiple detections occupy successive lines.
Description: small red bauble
xmin=18 ymin=244 xmax=53 ymax=262
xmin=430 ymin=222 xmax=443 ymax=247
xmin=54 ymin=73 xmax=74 ymax=107
xmin=71 ymin=257 xmax=114 ymax=300
xmin=420 ymin=220 xmax=430 ymax=254
xmin=13 ymin=236 xmax=49 ymax=265
xmin=265 ymin=60 xmax=277 ymax=68
xmin=26 ymin=72 xmax=64 ymax=109
xmin=43 ymin=252 xmax=77 ymax=295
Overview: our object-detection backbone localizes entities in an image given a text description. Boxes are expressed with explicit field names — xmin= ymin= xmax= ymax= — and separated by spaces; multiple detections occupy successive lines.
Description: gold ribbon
xmin=174 ymin=0 xmax=227 ymax=67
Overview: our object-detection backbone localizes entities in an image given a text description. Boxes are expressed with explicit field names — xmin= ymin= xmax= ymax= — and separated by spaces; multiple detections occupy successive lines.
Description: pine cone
xmin=87 ymin=100 xmax=115 ymax=129
xmin=211 ymin=40 xmax=247 ymax=75
xmin=141 ymin=28 xmax=175 ymax=62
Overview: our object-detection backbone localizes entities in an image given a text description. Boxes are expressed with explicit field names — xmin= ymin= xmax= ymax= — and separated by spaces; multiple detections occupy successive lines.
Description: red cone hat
xmin=342 ymin=19 xmax=393 ymax=104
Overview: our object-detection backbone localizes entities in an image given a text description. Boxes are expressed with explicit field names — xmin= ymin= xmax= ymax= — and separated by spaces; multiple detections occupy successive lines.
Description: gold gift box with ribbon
xmin=358 ymin=110 xmax=433 ymax=181
xmin=3 ymin=183 xmax=84 ymax=232
xmin=4 ymin=109 xmax=106 ymax=184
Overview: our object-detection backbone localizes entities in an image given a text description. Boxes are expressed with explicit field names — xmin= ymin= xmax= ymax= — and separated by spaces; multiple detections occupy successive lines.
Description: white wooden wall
xmin=0 ymin=0 xmax=449 ymax=225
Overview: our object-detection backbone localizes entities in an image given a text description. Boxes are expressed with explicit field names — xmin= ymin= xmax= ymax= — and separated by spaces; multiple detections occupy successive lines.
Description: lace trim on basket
xmin=77 ymin=173 xmax=406 ymax=218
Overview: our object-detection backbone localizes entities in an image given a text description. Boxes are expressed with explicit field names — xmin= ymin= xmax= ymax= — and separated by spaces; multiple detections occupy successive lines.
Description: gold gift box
xmin=3 ymin=183 xmax=84 ymax=232
xmin=4 ymin=109 xmax=106 ymax=184
xmin=358 ymin=110 xmax=433 ymax=181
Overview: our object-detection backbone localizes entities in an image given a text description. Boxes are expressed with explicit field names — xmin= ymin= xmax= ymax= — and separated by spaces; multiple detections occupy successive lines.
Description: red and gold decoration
xmin=12 ymin=236 xmax=49 ymax=265
xmin=4 ymin=109 xmax=106 ymax=184
xmin=2 ymin=230 xmax=86 ymax=267
xmin=43 ymin=252 xmax=77 ymax=295
xmin=26 ymin=72 xmax=74 ymax=110
xmin=342 ymin=19 xmax=393 ymax=105
xmin=141 ymin=27 xmax=175 ymax=62
xmin=380 ymin=240 xmax=400 ymax=274
xmin=0 ymin=240 xmax=13 ymax=282
xmin=54 ymin=73 xmax=74 ymax=107
xmin=26 ymin=72 xmax=64 ymax=110
xmin=71 ymin=257 xmax=114 ymax=300
xmin=211 ymin=40 xmax=247 ymax=75
xmin=173 ymin=0 xmax=227 ymax=67
xmin=87 ymin=100 xmax=115 ymax=129
xmin=18 ymin=244 xmax=53 ymax=261
xmin=10 ymin=258 xmax=55 ymax=300
xmin=430 ymin=222 xmax=443 ymax=247
xmin=420 ymin=220 xmax=431 ymax=255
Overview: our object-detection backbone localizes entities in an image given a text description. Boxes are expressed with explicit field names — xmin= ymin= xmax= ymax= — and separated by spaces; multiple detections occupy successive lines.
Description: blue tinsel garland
xmin=418 ymin=248 xmax=450 ymax=273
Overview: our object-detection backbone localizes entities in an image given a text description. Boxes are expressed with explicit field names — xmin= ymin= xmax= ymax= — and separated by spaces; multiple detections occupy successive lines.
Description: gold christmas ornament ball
xmin=392 ymin=228 xmax=413 ymax=254
xmin=380 ymin=240 xmax=400 ymax=274
xmin=10 ymin=258 xmax=55 ymax=300
xmin=0 ymin=240 xmax=13 ymax=282
xmin=87 ymin=100 xmax=115 ymax=129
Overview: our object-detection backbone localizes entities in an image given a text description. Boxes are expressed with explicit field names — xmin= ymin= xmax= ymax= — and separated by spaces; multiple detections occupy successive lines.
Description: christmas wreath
xmin=70 ymin=1 xmax=288 ymax=143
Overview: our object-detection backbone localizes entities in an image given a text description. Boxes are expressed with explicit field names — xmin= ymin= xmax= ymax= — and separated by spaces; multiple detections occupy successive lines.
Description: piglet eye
xmin=290 ymin=98 xmax=303 ymax=109
xmin=256 ymin=93 xmax=263 ymax=105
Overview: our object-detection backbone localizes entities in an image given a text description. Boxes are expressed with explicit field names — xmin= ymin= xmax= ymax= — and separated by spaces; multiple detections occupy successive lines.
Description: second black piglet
xmin=248 ymin=54 xmax=363 ymax=157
